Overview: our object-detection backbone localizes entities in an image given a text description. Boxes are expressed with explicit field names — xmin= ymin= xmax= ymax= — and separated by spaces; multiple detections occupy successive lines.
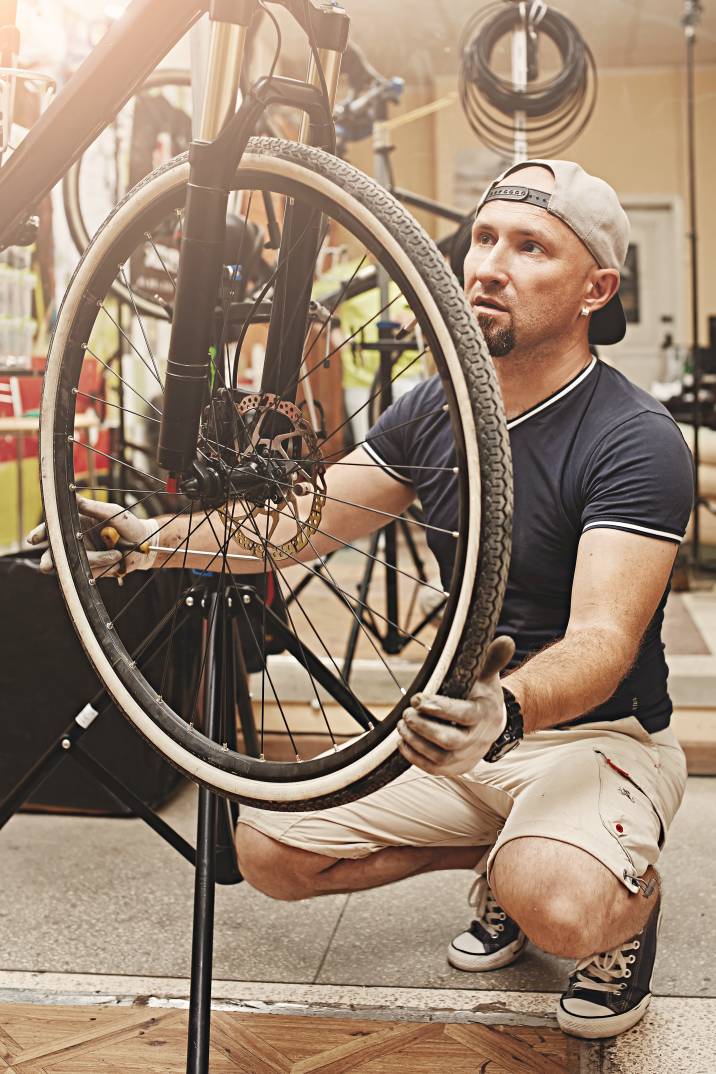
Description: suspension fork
xmin=157 ymin=0 xmax=349 ymax=481
xmin=260 ymin=37 xmax=345 ymax=401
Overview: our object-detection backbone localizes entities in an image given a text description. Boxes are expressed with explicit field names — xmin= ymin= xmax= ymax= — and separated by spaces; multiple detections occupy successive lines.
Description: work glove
xmin=26 ymin=497 xmax=159 ymax=579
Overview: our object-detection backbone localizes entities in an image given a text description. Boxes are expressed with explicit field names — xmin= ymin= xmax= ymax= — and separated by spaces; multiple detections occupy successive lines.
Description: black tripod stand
xmin=0 ymin=574 xmax=259 ymax=1074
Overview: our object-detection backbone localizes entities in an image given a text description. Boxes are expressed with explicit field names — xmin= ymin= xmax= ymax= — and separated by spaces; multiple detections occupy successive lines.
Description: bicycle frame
xmin=0 ymin=0 xmax=206 ymax=247
xmin=0 ymin=0 xmax=349 ymax=482
xmin=0 ymin=0 xmax=345 ymax=245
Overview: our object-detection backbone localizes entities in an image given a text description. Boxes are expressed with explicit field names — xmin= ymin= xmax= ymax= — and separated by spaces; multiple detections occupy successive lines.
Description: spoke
xmin=327 ymin=460 xmax=458 ymax=473
xmin=68 ymin=436 xmax=165 ymax=487
xmin=319 ymin=347 xmax=429 ymax=453
xmin=274 ymin=499 xmax=416 ymax=692
xmin=300 ymin=253 xmax=368 ymax=371
xmin=74 ymin=486 xmax=176 ymax=497
xmin=284 ymin=515 xmax=448 ymax=599
xmin=288 ymin=292 xmax=404 ymax=402
xmin=144 ymin=231 xmax=176 ymax=292
xmin=84 ymin=345 xmax=162 ymax=416
xmin=257 ymin=467 xmax=457 ymax=539
xmin=210 ymin=504 xmax=300 ymax=759
xmin=319 ymin=403 xmax=449 ymax=466
xmin=90 ymin=499 xmax=199 ymax=587
xmin=98 ymin=302 xmax=162 ymax=388
xmin=265 ymin=559 xmax=365 ymax=721
xmin=159 ymin=500 xmax=195 ymax=700
xmin=74 ymin=388 xmax=161 ymax=424
xmin=255 ymin=536 xmax=341 ymax=747
xmin=118 ymin=265 xmax=163 ymax=385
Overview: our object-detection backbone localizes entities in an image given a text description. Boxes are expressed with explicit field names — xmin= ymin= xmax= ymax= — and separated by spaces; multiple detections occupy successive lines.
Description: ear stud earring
xmin=580 ymin=306 xmax=590 ymax=317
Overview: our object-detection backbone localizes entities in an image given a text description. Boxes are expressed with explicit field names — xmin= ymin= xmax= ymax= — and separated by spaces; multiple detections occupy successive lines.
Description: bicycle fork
xmin=157 ymin=0 xmax=348 ymax=489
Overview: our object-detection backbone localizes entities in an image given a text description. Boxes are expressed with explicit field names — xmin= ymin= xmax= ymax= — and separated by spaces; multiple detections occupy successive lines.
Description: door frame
xmin=619 ymin=193 xmax=686 ymax=350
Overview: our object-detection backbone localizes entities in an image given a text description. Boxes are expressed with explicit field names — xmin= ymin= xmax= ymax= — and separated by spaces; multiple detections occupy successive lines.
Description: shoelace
xmin=467 ymin=874 xmax=506 ymax=937
xmin=572 ymin=939 xmax=641 ymax=994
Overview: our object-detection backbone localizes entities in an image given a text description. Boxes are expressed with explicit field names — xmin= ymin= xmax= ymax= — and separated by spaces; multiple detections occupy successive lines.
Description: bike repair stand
xmin=0 ymin=576 xmax=256 ymax=1074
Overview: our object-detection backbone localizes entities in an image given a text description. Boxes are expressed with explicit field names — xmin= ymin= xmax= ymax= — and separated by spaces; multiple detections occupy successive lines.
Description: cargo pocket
xmin=594 ymin=748 xmax=665 ymax=893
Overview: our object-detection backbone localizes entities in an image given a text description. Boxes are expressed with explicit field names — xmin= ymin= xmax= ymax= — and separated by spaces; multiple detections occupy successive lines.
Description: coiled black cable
xmin=458 ymin=1 xmax=597 ymax=157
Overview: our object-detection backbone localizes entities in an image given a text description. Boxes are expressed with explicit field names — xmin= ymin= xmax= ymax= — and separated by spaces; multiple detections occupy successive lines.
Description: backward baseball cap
xmin=476 ymin=158 xmax=631 ymax=346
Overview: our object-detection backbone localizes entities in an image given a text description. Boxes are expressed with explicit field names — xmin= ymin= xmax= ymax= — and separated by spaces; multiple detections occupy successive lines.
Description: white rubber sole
xmin=557 ymin=992 xmax=652 ymax=1039
xmin=447 ymin=932 xmax=527 ymax=973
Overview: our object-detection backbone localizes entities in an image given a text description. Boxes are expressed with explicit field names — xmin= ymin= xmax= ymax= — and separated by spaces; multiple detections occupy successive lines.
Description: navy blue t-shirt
xmin=364 ymin=358 xmax=695 ymax=732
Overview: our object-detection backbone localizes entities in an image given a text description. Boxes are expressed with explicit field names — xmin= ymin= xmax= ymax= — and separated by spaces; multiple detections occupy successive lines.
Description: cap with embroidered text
xmin=476 ymin=159 xmax=630 ymax=345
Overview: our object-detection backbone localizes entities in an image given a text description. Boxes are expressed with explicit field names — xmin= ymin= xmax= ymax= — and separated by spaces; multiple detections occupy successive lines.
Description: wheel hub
xmin=192 ymin=388 xmax=327 ymax=559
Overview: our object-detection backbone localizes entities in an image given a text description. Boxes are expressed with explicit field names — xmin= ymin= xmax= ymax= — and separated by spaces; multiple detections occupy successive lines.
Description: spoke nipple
xmin=452 ymin=531 xmax=459 ymax=538
xmin=75 ymin=530 xmax=83 ymax=539
xmin=68 ymin=436 xmax=74 ymax=444
xmin=295 ymin=754 xmax=301 ymax=762
xmin=185 ymin=595 xmax=195 ymax=607
xmin=453 ymin=467 xmax=459 ymax=474
xmin=400 ymin=687 xmax=407 ymax=695
xmin=71 ymin=387 xmax=77 ymax=395
xmin=310 ymin=698 xmax=320 ymax=711
xmin=443 ymin=590 xmax=449 ymax=597
xmin=61 ymin=737 xmax=72 ymax=750
xmin=442 ymin=404 xmax=449 ymax=411
xmin=227 ymin=596 xmax=233 ymax=608
xmin=128 ymin=660 xmax=136 ymax=668
xmin=242 ymin=593 xmax=251 ymax=604
xmin=88 ymin=577 xmax=95 ymax=586
xmin=259 ymin=752 xmax=265 ymax=761
xmin=106 ymin=621 xmax=113 ymax=630
xmin=222 ymin=742 xmax=229 ymax=751
xmin=69 ymin=483 xmax=76 ymax=490
xmin=155 ymin=695 xmax=163 ymax=704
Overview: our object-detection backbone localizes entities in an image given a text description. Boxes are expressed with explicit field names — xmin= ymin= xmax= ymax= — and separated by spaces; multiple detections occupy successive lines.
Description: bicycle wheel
xmin=41 ymin=136 xmax=511 ymax=809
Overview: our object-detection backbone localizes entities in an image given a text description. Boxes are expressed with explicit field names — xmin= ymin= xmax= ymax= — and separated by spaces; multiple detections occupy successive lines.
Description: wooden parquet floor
xmin=0 ymin=1003 xmax=583 ymax=1073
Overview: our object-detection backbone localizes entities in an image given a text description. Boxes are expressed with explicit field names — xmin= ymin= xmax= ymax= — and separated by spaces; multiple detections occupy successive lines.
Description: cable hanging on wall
xmin=458 ymin=0 xmax=597 ymax=161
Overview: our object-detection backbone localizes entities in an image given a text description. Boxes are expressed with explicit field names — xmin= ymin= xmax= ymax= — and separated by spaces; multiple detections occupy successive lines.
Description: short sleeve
xmin=581 ymin=412 xmax=694 ymax=544
xmin=363 ymin=376 xmax=444 ymax=487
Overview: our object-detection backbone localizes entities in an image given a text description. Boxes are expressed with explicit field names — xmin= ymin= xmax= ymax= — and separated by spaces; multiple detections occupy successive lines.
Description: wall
xmin=340 ymin=86 xmax=438 ymax=237
xmin=431 ymin=64 xmax=716 ymax=348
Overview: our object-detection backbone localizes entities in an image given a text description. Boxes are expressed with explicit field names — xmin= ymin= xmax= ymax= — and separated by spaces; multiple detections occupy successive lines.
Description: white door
xmin=603 ymin=203 xmax=682 ymax=391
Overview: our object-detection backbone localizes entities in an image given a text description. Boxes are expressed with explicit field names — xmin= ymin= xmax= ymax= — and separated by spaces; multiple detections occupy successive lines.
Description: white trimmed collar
xmin=506 ymin=356 xmax=597 ymax=431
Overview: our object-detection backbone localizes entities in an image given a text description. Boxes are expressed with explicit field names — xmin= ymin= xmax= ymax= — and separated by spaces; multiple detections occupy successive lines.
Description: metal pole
xmin=511 ymin=2 xmax=529 ymax=162
xmin=682 ymin=1 xmax=703 ymax=564
xmin=186 ymin=590 xmax=222 ymax=1074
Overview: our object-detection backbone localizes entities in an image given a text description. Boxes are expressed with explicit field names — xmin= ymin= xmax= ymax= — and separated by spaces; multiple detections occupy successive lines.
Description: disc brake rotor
xmin=224 ymin=392 xmax=326 ymax=560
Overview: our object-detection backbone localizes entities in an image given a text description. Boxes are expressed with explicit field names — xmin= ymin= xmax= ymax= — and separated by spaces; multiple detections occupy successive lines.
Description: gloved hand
xmin=26 ymin=497 xmax=159 ymax=579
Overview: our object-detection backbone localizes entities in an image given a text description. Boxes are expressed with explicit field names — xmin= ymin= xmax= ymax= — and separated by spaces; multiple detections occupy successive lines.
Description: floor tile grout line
xmin=310 ymin=895 xmax=353 ymax=985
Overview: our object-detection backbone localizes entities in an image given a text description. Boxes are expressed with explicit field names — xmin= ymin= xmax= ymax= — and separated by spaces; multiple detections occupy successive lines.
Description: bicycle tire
xmin=41 ymin=136 xmax=512 ymax=809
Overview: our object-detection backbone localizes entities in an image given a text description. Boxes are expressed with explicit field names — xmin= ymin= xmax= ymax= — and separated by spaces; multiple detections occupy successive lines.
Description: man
xmin=233 ymin=160 xmax=694 ymax=1039
xmin=32 ymin=160 xmax=694 ymax=1039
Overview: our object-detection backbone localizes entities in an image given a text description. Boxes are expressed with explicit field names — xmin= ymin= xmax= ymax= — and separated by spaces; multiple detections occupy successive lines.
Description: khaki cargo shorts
xmin=238 ymin=716 xmax=687 ymax=893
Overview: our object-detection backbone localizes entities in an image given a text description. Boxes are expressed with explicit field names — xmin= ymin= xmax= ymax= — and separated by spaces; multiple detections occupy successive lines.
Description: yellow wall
xmin=430 ymin=65 xmax=716 ymax=347
xmin=340 ymin=86 xmax=438 ymax=237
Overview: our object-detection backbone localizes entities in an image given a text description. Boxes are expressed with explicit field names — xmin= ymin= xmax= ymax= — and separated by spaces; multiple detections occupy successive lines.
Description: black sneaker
xmin=448 ymin=873 xmax=527 ymax=972
xmin=557 ymin=901 xmax=661 ymax=1038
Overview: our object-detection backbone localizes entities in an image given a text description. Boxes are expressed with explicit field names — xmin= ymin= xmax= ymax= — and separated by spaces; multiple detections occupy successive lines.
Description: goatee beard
xmin=477 ymin=314 xmax=516 ymax=357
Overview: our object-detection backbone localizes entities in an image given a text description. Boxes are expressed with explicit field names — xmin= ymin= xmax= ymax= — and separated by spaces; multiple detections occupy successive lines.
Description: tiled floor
xmin=2 ymin=579 xmax=716 ymax=1071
